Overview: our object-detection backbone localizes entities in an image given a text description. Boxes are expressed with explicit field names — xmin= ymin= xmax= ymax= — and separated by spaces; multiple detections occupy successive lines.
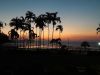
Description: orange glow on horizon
xmin=2 ymin=24 xmax=98 ymax=41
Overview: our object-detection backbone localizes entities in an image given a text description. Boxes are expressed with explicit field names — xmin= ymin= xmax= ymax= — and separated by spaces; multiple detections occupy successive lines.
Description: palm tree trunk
xmin=28 ymin=30 xmax=30 ymax=49
xmin=36 ymin=27 xmax=38 ymax=48
xmin=20 ymin=30 xmax=21 ymax=47
xmin=23 ymin=31 xmax=24 ymax=48
xmin=43 ymin=28 xmax=44 ymax=48
xmin=39 ymin=29 xmax=42 ymax=48
xmin=29 ymin=29 xmax=31 ymax=48
xmin=52 ymin=25 xmax=55 ymax=48
xmin=48 ymin=24 xmax=49 ymax=48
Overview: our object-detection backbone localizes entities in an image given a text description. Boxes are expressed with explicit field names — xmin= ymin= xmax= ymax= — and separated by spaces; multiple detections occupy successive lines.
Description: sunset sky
xmin=0 ymin=0 xmax=100 ymax=41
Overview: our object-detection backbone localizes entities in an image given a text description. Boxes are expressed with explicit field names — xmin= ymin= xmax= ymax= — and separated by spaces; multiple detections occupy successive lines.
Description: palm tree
xmin=9 ymin=17 xmax=21 ymax=47
xmin=46 ymin=12 xmax=61 ymax=48
xmin=56 ymin=25 xmax=63 ymax=38
xmin=35 ymin=14 xmax=46 ymax=48
xmin=96 ymin=24 xmax=100 ymax=34
xmin=9 ymin=17 xmax=28 ymax=47
xmin=25 ymin=11 xmax=36 ymax=48
xmin=9 ymin=17 xmax=23 ymax=30
xmin=55 ymin=38 xmax=62 ymax=48
xmin=50 ymin=12 xmax=61 ymax=47
xmin=29 ymin=29 xmax=37 ymax=48
xmin=10 ymin=29 xmax=19 ymax=40
xmin=81 ymin=41 xmax=90 ymax=51
xmin=52 ymin=13 xmax=61 ymax=40
xmin=50 ymin=38 xmax=61 ymax=48
xmin=46 ymin=12 xmax=52 ymax=47
xmin=8 ymin=29 xmax=19 ymax=47
xmin=39 ymin=14 xmax=47 ymax=48
xmin=0 ymin=21 xmax=3 ymax=33
xmin=8 ymin=30 xmax=11 ymax=40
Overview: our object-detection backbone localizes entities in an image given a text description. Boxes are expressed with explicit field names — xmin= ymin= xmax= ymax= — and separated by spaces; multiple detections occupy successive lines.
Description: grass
xmin=0 ymin=47 xmax=100 ymax=75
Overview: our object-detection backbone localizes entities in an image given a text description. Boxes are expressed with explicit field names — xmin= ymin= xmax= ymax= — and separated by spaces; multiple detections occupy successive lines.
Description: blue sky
xmin=0 ymin=0 xmax=100 ymax=41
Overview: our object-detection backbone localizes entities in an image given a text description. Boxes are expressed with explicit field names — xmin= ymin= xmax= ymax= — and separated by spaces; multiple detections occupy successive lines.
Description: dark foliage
xmin=0 ymin=33 xmax=9 ymax=44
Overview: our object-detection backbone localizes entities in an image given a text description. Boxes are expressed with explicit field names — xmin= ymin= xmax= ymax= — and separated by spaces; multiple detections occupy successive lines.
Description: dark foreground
xmin=0 ymin=48 xmax=100 ymax=75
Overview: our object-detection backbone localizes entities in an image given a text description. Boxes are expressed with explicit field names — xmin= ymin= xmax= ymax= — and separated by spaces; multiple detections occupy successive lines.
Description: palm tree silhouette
xmin=25 ymin=11 xmax=36 ymax=48
xmin=29 ymin=29 xmax=37 ymax=48
xmin=9 ymin=17 xmax=24 ymax=47
xmin=46 ymin=12 xmax=61 ymax=48
xmin=46 ymin=12 xmax=52 ymax=47
xmin=35 ymin=14 xmax=46 ymax=48
xmin=8 ymin=29 xmax=19 ymax=47
xmin=96 ymin=24 xmax=100 ymax=34
xmin=10 ymin=29 xmax=19 ymax=40
xmin=9 ymin=17 xmax=23 ymax=30
xmin=56 ymin=25 xmax=63 ymax=38
xmin=0 ymin=21 xmax=3 ymax=33
xmin=50 ymin=12 xmax=61 ymax=47
xmin=55 ymin=38 xmax=62 ymax=48
xmin=50 ymin=39 xmax=56 ymax=48
xmin=39 ymin=14 xmax=47 ymax=48
xmin=81 ymin=41 xmax=90 ymax=51
xmin=9 ymin=17 xmax=20 ymax=47
xmin=50 ymin=38 xmax=61 ymax=48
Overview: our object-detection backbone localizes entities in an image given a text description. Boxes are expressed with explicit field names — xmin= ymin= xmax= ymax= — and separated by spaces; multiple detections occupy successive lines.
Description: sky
xmin=0 ymin=0 xmax=100 ymax=41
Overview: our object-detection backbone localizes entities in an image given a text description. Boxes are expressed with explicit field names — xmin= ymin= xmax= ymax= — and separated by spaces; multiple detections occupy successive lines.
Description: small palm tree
xmin=55 ymin=38 xmax=62 ymax=48
xmin=50 ymin=38 xmax=61 ymax=48
xmin=0 ymin=21 xmax=3 ymax=33
xmin=56 ymin=25 xmax=63 ymax=38
xmin=81 ymin=41 xmax=90 ymax=50
xmin=10 ymin=29 xmax=19 ymax=40
xmin=8 ymin=29 xmax=19 ymax=47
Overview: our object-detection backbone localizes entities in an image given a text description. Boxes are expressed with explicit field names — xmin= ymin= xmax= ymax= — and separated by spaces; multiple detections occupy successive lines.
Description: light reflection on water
xmin=3 ymin=41 xmax=100 ymax=50
xmin=19 ymin=43 xmax=59 ymax=49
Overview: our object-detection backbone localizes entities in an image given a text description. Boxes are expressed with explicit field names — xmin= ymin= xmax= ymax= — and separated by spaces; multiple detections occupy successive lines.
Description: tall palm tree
xmin=0 ymin=21 xmax=3 ymax=33
xmin=48 ymin=12 xmax=61 ymax=47
xmin=51 ymin=12 xmax=61 ymax=41
xmin=46 ymin=12 xmax=61 ymax=47
xmin=9 ymin=17 xmax=21 ymax=47
xmin=56 ymin=25 xmax=63 ymax=38
xmin=46 ymin=12 xmax=52 ymax=47
xmin=9 ymin=17 xmax=27 ymax=47
xmin=25 ymin=11 xmax=36 ymax=48
xmin=35 ymin=14 xmax=46 ymax=48
xmin=39 ymin=14 xmax=47 ymax=48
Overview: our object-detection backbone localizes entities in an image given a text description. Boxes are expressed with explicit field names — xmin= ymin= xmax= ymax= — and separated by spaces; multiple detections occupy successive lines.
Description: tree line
xmin=0 ymin=11 xmax=63 ymax=48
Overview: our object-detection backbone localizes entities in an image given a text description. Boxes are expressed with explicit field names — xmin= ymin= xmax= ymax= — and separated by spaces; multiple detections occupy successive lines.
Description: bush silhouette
xmin=0 ymin=33 xmax=9 ymax=44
